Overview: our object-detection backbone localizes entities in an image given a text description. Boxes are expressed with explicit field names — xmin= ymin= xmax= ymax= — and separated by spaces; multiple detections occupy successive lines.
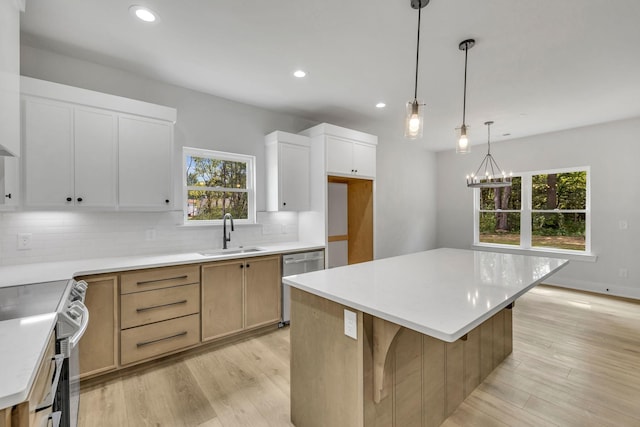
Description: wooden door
xmin=201 ymin=260 xmax=244 ymax=341
xmin=244 ymin=256 xmax=281 ymax=329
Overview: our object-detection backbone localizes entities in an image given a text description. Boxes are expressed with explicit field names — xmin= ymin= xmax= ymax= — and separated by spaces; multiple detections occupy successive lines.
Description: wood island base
xmin=290 ymin=288 xmax=514 ymax=427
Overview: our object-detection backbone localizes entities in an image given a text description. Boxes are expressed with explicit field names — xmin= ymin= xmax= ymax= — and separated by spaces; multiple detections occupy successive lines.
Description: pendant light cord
xmin=413 ymin=4 xmax=421 ymax=101
xmin=462 ymin=45 xmax=468 ymax=125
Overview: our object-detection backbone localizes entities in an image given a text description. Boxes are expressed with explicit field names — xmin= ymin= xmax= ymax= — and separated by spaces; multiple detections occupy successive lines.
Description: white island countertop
xmin=283 ymin=248 xmax=568 ymax=342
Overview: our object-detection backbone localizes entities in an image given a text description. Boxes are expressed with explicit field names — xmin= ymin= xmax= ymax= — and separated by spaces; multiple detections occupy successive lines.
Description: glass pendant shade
xmin=405 ymin=100 xmax=424 ymax=139
xmin=456 ymin=124 xmax=471 ymax=154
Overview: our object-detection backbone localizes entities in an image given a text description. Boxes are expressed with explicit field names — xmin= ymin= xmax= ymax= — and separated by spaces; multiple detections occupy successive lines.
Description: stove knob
xmin=67 ymin=306 xmax=82 ymax=320
xmin=75 ymin=280 xmax=88 ymax=293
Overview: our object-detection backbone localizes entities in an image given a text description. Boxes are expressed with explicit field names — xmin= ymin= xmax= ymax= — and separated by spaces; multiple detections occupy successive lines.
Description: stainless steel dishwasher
xmin=281 ymin=249 xmax=325 ymax=325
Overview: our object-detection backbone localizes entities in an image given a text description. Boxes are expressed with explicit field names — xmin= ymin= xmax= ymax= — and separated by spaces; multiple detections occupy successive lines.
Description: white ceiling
xmin=19 ymin=0 xmax=640 ymax=151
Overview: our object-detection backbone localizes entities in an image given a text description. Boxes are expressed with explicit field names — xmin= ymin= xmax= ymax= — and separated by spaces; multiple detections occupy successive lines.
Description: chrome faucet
xmin=222 ymin=213 xmax=234 ymax=250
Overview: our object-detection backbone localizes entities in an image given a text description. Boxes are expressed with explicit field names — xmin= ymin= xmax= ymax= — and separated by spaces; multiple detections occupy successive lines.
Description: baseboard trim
xmin=545 ymin=278 xmax=640 ymax=301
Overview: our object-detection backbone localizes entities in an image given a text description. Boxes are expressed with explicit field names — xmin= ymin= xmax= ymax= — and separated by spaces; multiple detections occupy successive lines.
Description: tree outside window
xmin=184 ymin=148 xmax=255 ymax=224
xmin=476 ymin=169 xmax=589 ymax=253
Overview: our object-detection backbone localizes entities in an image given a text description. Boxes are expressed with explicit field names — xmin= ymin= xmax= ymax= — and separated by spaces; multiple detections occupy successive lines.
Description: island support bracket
xmin=372 ymin=317 xmax=402 ymax=403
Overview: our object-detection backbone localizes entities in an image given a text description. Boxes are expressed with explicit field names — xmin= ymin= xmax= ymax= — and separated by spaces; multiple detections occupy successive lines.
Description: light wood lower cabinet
xmin=120 ymin=314 xmax=200 ymax=365
xmin=245 ymin=256 xmax=281 ymax=329
xmin=202 ymin=255 xmax=281 ymax=342
xmin=76 ymin=255 xmax=282 ymax=379
xmin=78 ymin=274 xmax=118 ymax=379
xmin=120 ymin=265 xmax=200 ymax=366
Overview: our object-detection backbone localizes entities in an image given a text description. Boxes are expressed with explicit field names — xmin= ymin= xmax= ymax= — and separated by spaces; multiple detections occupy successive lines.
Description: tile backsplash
xmin=0 ymin=210 xmax=298 ymax=265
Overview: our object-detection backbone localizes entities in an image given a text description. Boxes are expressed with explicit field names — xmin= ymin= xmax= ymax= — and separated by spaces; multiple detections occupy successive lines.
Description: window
xmin=475 ymin=167 xmax=590 ymax=253
xmin=183 ymin=147 xmax=256 ymax=224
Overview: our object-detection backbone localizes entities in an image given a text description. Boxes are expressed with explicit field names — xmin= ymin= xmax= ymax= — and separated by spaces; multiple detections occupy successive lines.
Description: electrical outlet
xmin=145 ymin=228 xmax=157 ymax=241
xmin=344 ymin=309 xmax=357 ymax=340
xmin=17 ymin=233 xmax=32 ymax=250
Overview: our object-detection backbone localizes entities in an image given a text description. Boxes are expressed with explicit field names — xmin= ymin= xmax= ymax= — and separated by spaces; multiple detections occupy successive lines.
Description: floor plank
xmin=78 ymin=285 xmax=640 ymax=426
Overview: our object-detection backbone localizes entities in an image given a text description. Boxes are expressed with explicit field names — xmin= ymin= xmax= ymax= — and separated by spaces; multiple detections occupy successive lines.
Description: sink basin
xmin=199 ymin=247 xmax=265 ymax=257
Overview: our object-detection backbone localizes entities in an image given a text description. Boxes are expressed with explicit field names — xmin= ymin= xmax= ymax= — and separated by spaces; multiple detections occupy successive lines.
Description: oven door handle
xmin=69 ymin=303 xmax=90 ymax=348
xmin=35 ymin=354 xmax=64 ymax=412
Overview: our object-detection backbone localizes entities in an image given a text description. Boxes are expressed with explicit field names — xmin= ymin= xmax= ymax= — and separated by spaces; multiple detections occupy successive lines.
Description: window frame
xmin=473 ymin=166 xmax=591 ymax=257
xmin=182 ymin=147 xmax=256 ymax=225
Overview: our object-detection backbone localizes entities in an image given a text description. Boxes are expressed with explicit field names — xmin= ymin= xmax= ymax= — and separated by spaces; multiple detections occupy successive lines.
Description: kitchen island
xmin=283 ymin=248 xmax=568 ymax=427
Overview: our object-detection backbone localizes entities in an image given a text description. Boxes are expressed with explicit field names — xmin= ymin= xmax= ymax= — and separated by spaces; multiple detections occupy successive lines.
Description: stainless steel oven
xmin=55 ymin=280 xmax=89 ymax=427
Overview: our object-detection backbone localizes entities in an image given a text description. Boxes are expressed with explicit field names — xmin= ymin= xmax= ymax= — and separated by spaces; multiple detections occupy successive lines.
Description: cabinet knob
xmin=4 ymin=193 xmax=10 ymax=199
xmin=165 ymin=199 xmax=170 ymax=204
xmin=240 ymin=264 xmax=244 ymax=269
xmin=77 ymin=197 xmax=83 ymax=202
xmin=246 ymin=264 xmax=250 ymax=268
xmin=283 ymin=202 xmax=287 ymax=206
xmin=66 ymin=197 xmax=72 ymax=202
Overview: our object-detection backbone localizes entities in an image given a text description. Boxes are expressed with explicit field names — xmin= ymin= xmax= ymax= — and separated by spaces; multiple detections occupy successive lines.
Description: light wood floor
xmin=78 ymin=286 xmax=640 ymax=427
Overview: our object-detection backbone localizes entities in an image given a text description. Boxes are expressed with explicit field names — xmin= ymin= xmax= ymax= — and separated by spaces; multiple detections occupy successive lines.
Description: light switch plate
xmin=344 ymin=309 xmax=357 ymax=340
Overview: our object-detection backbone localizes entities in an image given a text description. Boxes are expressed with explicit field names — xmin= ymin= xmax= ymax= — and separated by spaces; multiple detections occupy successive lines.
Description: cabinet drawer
xmin=120 ymin=314 xmax=200 ymax=365
xmin=121 ymin=265 xmax=199 ymax=294
xmin=121 ymin=283 xmax=200 ymax=329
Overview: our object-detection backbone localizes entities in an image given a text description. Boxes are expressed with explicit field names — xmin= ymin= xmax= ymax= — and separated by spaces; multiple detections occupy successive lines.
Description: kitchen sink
xmin=199 ymin=247 xmax=265 ymax=257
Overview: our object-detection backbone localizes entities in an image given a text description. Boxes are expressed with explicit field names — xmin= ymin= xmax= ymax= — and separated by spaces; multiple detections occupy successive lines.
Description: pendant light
xmin=456 ymin=39 xmax=475 ymax=154
xmin=404 ymin=0 xmax=429 ymax=139
xmin=466 ymin=121 xmax=512 ymax=188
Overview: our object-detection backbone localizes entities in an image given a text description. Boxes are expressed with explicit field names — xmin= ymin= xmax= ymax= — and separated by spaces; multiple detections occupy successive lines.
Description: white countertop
xmin=0 ymin=241 xmax=323 ymax=410
xmin=0 ymin=241 xmax=324 ymax=288
xmin=283 ymin=248 xmax=568 ymax=342
xmin=0 ymin=313 xmax=57 ymax=409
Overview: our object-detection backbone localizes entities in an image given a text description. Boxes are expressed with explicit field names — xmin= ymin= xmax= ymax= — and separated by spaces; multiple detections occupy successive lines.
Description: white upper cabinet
xmin=24 ymin=98 xmax=75 ymax=207
xmin=23 ymin=98 xmax=117 ymax=208
xmin=21 ymin=77 xmax=176 ymax=211
xmin=0 ymin=156 xmax=19 ymax=209
xmin=74 ymin=107 xmax=117 ymax=207
xmin=265 ymin=131 xmax=311 ymax=212
xmin=0 ymin=0 xmax=21 ymax=157
xmin=301 ymin=123 xmax=377 ymax=179
xmin=118 ymin=116 xmax=173 ymax=209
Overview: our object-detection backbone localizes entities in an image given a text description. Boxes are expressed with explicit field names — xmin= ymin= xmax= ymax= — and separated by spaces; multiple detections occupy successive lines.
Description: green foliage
xmin=186 ymin=155 xmax=248 ymax=220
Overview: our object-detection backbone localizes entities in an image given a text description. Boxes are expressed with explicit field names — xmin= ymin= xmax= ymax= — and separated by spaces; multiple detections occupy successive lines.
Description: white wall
xmin=375 ymin=137 xmax=437 ymax=259
xmin=436 ymin=117 xmax=640 ymax=299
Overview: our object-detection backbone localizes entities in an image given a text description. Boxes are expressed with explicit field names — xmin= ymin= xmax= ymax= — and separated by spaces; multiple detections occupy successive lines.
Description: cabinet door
xmin=353 ymin=142 xmax=376 ymax=178
xmin=280 ymin=142 xmax=310 ymax=211
xmin=78 ymin=275 xmax=118 ymax=379
xmin=118 ymin=115 xmax=173 ymax=209
xmin=326 ymin=136 xmax=353 ymax=176
xmin=201 ymin=261 xmax=244 ymax=341
xmin=0 ymin=0 xmax=20 ymax=157
xmin=0 ymin=156 xmax=18 ymax=208
xmin=74 ymin=107 xmax=117 ymax=207
xmin=244 ymin=256 xmax=281 ymax=329
xmin=24 ymin=98 xmax=74 ymax=207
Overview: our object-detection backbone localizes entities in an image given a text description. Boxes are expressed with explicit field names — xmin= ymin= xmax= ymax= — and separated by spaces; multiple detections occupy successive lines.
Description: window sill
xmin=177 ymin=221 xmax=259 ymax=228
xmin=470 ymin=244 xmax=597 ymax=263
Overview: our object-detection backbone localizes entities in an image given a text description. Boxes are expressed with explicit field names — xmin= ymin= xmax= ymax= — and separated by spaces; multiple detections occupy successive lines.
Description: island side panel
xmin=290 ymin=288 xmax=364 ymax=427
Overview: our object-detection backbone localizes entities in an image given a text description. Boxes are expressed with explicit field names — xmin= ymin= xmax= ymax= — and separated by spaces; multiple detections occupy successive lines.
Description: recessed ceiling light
xmin=376 ymin=102 xmax=386 ymax=108
xmin=293 ymin=70 xmax=306 ymax=78
xmin=129 ymin=5 xmax=158 ymax=23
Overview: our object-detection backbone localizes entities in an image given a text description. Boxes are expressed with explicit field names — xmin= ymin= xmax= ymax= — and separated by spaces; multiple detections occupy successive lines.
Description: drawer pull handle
xmin=136 ymin=300 xmax=188 ymax=313
xmin=136 ymin=331 xmax=188 ymax=348
xmin=136 ymin=275 xmax=189 ymax=286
